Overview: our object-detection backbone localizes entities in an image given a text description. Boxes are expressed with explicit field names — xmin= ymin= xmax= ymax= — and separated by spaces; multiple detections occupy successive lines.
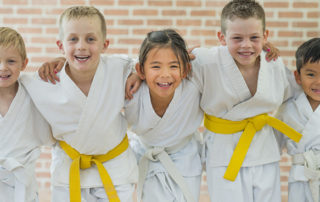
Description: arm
xmin=38 ymin=57 xmax=65 ymax=84
xmin=263 ymin=41 xmax=280 ymax=62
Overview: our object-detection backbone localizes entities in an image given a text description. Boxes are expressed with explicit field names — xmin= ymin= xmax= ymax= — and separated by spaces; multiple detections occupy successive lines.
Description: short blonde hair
xmin=0 ymin=27 xmax=27 ymax=61
xmin=59 ymin=6 xmax=106 ymax=40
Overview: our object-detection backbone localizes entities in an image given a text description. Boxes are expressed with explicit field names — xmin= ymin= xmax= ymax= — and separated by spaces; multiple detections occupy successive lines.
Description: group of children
xmin=0 ymin=0 xmax=319 ymax=202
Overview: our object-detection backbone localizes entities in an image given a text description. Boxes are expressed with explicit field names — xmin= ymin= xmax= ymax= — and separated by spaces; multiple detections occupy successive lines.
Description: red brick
xmin=17 ymin=8 xmax=42 ymax=15
xmin=119 ymin=0 xmax=144 ymax=6
xmin=263 ymin=2 xmax=289 ymax=8
xmin=279 ymin=12 xmax=303 ymax=18
xmin=272 ymin=40 xmax=289 ymax=47
xmin=132 ymin=29 xmax=154 ymax=35
xmin=191 ymin=30 xmax=216 ymax=36
xmin=45 ymin=8 xmax=64 ymax=15
xmin=3 ymin=0 xmax=27 ymax=5
xmin=162 ymin=10 xmax=186 ymax=16
xmin=265 ymin=12 xmax=275 ymax=18
xmin=0 ymin=8 xmax=13 ymax=14
xmin=45 ymin=28 xmax=59 ymax=34
xmin=177 ymin=19 xmax=201 ymax=26
xmin=148 ymin=1 xmax=172 ymax=6
xmin=308 ymin=12 xmax=320 ymax=18
xmin=4 ymin=18 xmax=28 ymax=24
xmin=292 ymin=22 xmax=318 ymax=28
xmin=205 ymin=39 xmax=220 ymax=46
xmin=118 ymin=20 xmax=144 ymax=26
xmin=147 ymin=19 xmax=172 ymax=26
xmin=36 ymin=172 xmax=51 ymax=178
xmin=205 ymin=20 xmax=220 ymax=27
xmin=18 ymin=27 xmax=43 ymax=34
xmin=293 ymin=2 xmax=319 ymax=8
xmin=307 ymin=31 xmax=320 ymax=37
xmin=278 ymin=31 xmax=303 ymax=37
xmin=118 ymin=38 xmax=143 ymax=45
xmin=32 ymin=18 xmax=56 ymax=25
xmin=107 ymin=29 xmax=129 ymax=35
xmin=133 ymin=9 xmax=158 ymax=16
xmin=177 ymin=0 xmax=202 ymax=7
xmin=280 ymin=50 xmax=296 ymax=57
xmin=31 ymin=56 xmax=53 ymax=63
xmin=45 ymin=47 xmax=59 ymax=54
xmin=26 ymin=46 xmax=43 ymax=53
xmin=104 ymin=9 xmax=129 ymax=16
xmin=266 ymin=21 xmax=289 ymax=28
xmin=89 ymin=0 xmax=114 ymax=5
xmin=191 ymin=10 xmax=215 ymax=17
xmin=60 ymin=0 xmax=85 ymax=5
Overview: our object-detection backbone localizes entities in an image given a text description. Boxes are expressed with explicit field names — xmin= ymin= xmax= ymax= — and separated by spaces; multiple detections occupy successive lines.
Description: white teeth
xmin=0 ymin=75 xmax=10 ymax=78
xmin=158 ymin=82 xmax=171 ymax=87
xmin=75 ymin=56 xmax=89 ymax=61
xmin=239 ymin=52 xmax=252 ymax=56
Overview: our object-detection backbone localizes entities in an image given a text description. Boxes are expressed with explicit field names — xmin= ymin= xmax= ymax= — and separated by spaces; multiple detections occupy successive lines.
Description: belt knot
xmin=79 ymin=154 xmax=93 ymax=169
xmin=145 ymin=146 xmax=165 ymax=161
xmin=247 ymin=114 xmax=267 ymax=131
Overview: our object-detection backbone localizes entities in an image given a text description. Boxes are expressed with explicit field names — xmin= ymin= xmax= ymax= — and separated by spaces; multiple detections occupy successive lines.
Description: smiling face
xmin=218 ymin=17 xmax=268 ymax=70
xmin=295 ymin=61 xmax=320 ymax=111
xmin=0 ymin=46 xmax=27 ymax=91
xmin=57 ymin=16 xmax=109 ymax=75
xmin=137 ymin=47 xmax=185 ymax=103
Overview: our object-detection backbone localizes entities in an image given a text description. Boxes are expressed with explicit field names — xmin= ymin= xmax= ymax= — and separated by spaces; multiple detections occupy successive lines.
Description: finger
xmin=38 ymin=66 xmax=48 ymax=82
xmin=48 ymin=65 xmax=57 ymax=84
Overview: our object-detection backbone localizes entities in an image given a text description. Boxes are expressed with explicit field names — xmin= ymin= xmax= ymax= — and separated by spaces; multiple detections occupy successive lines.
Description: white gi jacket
xmin=191 ymin=46 xmax=300 ymax=168
xmin=20 ymin=55 xmax=138 ymax=188
xmin=0 ymin=80 xmax=54 ymax=202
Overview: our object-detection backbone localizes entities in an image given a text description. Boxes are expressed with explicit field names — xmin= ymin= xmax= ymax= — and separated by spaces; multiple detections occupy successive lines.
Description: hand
xmin=38 ymin=57 xmax=66 ymax=84
xmin=125 ymin=72 xmax=142 ymax=100
xmin=188 ymin=45 xmax=200 ymax=61
xmin=263 ymin=41 xmax=280 ymax=62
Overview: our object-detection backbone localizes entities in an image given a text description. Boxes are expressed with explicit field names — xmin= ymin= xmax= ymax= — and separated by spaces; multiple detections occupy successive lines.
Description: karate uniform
xmin=125 ymin=80 xmax=203 ymax=202
xmin=276 ymin=92 xmax=320 ymax=202
xmin=0 ymin=80 xmax=54 ymax=202
xmin=191 ymin=46 xmax=300 ymax=202
xmin=20 ymin=55 xmax=138 ymax=201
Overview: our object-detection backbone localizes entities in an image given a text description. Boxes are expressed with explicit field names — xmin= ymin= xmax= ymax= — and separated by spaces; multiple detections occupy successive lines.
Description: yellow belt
xmin=59 ymin=135 xmax=129 ymax=202
xmin=204 ymin=113 xmax=302 ymax=181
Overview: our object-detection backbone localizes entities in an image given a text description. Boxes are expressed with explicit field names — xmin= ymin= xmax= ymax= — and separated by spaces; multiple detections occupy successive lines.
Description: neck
xmin=150 ymin=93 xmax=174 ymax=117
xmin=0 ymin=82 xmax=18 ymax=97
xmin=66 ymin=64 xmax=97 ymax=96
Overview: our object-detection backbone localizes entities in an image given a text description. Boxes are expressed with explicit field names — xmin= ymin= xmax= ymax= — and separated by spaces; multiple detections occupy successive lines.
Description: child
xmin=20 ymin=6 xmax=138 ymax=202
xmin=190 ymin=0 xmax=302 ymax=201
xmin=0 ymin=27 xmax=54 ymax=202
xmin=124 ymin=29 xmax=203 ymax=202
xmin=276 ymin=38 xmax=320 ymax=202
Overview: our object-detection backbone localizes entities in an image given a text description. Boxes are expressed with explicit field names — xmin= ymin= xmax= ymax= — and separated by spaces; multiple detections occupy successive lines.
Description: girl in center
xmin=124 ymin=29 xmax=203 ymax=202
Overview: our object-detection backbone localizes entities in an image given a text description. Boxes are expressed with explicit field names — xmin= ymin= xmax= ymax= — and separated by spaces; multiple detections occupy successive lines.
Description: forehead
xmin=302 ymin=61 xmax=320 ymax=71
xmin=62 ymin=16 xmax=102 ymax=36
xmin=225 ymin=17 xmax=263 ymax=35
xmin=146 ymin=47 xmax=178 ymax=62
xmin=0 ymin=46 xmax=21 ymax=58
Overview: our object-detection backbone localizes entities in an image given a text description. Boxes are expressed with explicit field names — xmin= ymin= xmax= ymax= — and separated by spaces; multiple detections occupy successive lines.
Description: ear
xmin=56 ymin=40 xmax=65 ymax=54
xmin=21 ymin=58 xmax=28 ymax=71
xmin=135 ymin=63 xmax=146 ymax=80
xmin=101 ymin=39 xmax=110 ymax=53
xmin=217 ymin=31 xmax=227 ymax=46
xmin=294 ymin=70 xmax=302 ymax=85
xmin=263 ymin=29 xmax=269 ymax=44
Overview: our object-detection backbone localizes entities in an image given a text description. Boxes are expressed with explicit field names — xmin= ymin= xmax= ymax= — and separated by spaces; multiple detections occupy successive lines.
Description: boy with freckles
xmin=191 ymin=0 xmax=302 ymax=201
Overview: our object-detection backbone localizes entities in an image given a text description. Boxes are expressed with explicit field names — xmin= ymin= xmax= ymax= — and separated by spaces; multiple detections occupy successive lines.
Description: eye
xmin=8 ymin=59 xmax=16 ymax=64
xmin=232 ymin=37 xmax=242 ymax=40
xmin=251 ymin=36 xmax=260 ymax=41
xmin=151 ymin=65 xmax=160 ymax=69
xmin=170 ymin=65 xmax=179 ymax=69
xmin=87 ymin=37 xmax=96 ymax=42
xmin=68 ymin=37 xmax=77 ymax=42
xmin=306 ymin=73 xmax=315 ymax=77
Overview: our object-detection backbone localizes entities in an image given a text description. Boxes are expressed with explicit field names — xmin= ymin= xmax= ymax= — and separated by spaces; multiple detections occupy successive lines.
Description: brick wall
xmin=1 ymin=0 xmax=319 ymax=201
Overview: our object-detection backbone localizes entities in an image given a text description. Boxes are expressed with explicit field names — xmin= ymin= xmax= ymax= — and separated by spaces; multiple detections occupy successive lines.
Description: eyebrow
xmin=150 ymin=61 xmax=179 ymax=65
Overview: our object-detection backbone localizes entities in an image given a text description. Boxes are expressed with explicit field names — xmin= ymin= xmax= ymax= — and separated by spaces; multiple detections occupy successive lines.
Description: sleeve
xmin=123 ymin=84 xmax=142 ymax=127
xmin=280 ymin=60 xmax=302 ymax=102
xmin=274 ymin=103 xmax=290 ymax=154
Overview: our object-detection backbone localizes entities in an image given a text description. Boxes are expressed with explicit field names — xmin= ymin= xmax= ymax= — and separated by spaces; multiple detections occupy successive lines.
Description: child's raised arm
xmin=38 ymin=57 xmax=65 ymax=84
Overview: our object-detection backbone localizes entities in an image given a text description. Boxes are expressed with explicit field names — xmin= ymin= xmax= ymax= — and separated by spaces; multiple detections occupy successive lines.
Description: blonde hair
xmin=58 ymin=6 xmax=106 ymax=40
xmin=0 ymin=27 xmax=27 ymax=61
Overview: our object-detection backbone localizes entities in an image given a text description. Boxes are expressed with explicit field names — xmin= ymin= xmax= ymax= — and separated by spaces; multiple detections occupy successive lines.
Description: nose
xmin=76 ymin=39 xmax=87 ymax=50
xmin=241 ymin=38 xmax=251 ymax=48
xmin=160 ymin=67 xmax=170 ymax=77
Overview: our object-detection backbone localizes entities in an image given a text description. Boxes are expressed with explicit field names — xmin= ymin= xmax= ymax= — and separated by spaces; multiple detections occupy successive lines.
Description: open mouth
xmin=312 ymin=89 xmax=320 ymax=94
xmin=74 ymin=55 xmax=90 ymax=62
xmin=238 ymin=52 xmax=254 ymax=57
xmin=0 ymin=75 xmax=10 ymax=79
xmin=157 ymin=82 xmax=172 ymax=87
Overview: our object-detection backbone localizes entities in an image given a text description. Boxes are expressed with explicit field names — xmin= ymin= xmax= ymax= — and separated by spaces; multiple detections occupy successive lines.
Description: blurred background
xmin=1 ymin=0 xmax=319 ymax=201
